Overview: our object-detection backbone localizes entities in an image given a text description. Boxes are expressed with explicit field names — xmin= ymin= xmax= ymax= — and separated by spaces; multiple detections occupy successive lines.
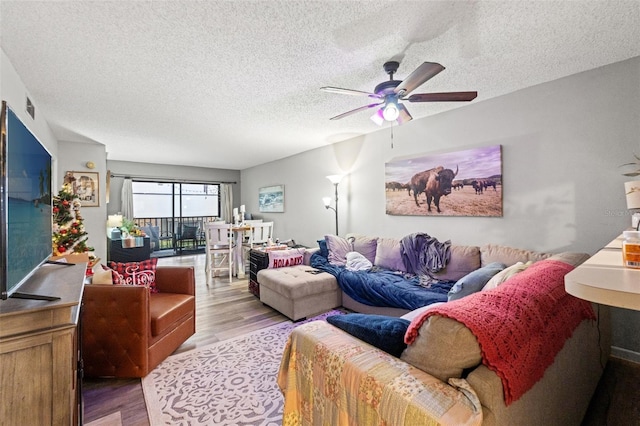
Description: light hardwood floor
xmin=82 ymin=254 xmax=290 ymax=425
xmin=83 ymin=254 xmax=640 ymax=426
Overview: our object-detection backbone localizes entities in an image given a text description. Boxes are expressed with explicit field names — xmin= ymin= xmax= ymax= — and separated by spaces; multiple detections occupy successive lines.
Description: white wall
xmin=57 ymin=141 xmax=109 ymax=262
xmin=241 ymin=56 xmax=640 ymax=357
xmin=106 ymin=160 xmax=241 ymax=216
xmin=1 ymin=50 xmax=59 ymax=179
xmin=2 ymin=49 xmax=112 ymax=263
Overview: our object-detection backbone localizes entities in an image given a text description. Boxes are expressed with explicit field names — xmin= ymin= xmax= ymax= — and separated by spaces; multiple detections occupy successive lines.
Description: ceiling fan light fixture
xmin=382 ymin=100 xmax=400 ymax=121
xmin=325 ymin=60 xmax=476 ymax=123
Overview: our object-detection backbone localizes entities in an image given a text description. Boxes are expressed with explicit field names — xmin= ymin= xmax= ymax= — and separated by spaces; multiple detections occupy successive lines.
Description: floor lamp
xmin=323 ymin=175 xmax=343 ymax=236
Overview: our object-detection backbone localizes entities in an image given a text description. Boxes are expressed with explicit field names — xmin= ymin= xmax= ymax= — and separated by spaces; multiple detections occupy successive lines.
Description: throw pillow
xmin=482 ymin=261 xmax=532 ymax=291
xmin=109 ymin=258 xmax=158 ymax=293
xmin=91 ymin=266 xmax=113 ymax=285
xmin=326 ymin=313 xmax=411 ymax=357
xmin=400 ymin=302 xmax=445 ymax=321
xmin=374 ymin=237 xmax=406 ymax=272
xmin=268 ymin=248 xmax=305 ymax=268
xmin=325 ymin=234 xmax=353 ymax=266
xmin=346 ymin=234 xmax=378 ymax=264
xmin=99 ymin=264 xmax=121 ymax=285
xmin=448 ymin=262 xmax=506 ymax=301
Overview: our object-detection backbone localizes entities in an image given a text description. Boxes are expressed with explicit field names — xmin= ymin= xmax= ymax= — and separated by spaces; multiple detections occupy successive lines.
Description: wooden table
xmin=232 ymin=225 xmax=252 ymax=278
xmin=564 ymin=233 xmax=640 ymax=310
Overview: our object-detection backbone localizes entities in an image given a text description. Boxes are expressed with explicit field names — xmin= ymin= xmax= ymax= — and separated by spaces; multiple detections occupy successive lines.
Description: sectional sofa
xmin=275 ymin=235 xmax=610 ymax=425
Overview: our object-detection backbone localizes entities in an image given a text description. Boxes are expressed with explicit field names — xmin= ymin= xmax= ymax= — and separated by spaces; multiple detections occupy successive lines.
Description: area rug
xmin=142 ymin=310 xmax=344 ymax=425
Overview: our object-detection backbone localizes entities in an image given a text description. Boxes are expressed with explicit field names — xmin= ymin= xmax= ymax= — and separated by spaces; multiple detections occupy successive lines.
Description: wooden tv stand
xmin=0 ymin=258 xmax=86 ymax=425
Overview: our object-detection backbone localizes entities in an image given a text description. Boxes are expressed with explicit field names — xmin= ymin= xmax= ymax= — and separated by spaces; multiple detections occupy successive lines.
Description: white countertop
xmin=564 ymin=235 xmax=640 ymax=310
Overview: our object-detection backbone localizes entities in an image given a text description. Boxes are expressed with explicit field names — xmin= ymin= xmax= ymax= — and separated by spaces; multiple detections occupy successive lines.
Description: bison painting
xmin=385 ymin=144 xmax=502 ymax=217
xmin=409 ymin=165 xmax=459 ymax=213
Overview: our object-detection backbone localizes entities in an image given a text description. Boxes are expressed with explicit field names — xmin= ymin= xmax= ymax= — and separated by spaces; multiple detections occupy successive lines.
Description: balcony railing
xmin=133 ymin=216 xmax=220 ymax=253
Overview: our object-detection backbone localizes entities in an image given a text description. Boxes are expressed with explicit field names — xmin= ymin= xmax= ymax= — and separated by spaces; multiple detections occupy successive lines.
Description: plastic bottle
xmin=622 ymin=230 xmax=640 ymax=269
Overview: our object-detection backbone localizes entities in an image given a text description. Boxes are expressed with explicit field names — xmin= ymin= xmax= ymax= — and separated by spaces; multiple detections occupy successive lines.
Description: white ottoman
xmin=257 ymin=265 xmax=341 ymax=321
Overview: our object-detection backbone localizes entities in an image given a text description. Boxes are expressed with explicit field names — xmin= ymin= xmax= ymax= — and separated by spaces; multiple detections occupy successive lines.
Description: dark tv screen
xmin=0 ymin=101 xmax=52 ymax=299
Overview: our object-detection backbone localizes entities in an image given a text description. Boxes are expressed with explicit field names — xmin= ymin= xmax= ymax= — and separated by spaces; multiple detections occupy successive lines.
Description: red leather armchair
xmin=82 ymin=266 xmax=196 ymax=378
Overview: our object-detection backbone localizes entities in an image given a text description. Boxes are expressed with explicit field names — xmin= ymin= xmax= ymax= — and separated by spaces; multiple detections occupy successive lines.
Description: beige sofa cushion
xmin=433 ymin=245 xmax=481 ymax=281
xmin=480 ymin=244 xmax=551 ymax=267
xmin=400 ymin=315 xmax=482 ymax=382
xmin=547 ymin=252 xmax=590 ymax=267
xmin=258 ymin=265 xmax=338 ymax=299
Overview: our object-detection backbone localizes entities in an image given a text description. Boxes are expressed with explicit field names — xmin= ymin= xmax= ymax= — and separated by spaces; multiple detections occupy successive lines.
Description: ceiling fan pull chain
xmin=391 ymin=123 xmax=394 ymax=149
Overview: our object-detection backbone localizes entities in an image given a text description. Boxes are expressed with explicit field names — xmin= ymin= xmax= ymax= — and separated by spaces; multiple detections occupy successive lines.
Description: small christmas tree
xmin=52 ymin=183 xmax=93 ymax=256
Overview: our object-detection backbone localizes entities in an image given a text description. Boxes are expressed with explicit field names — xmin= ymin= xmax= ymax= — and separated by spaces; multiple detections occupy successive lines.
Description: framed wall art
xmin=385 ymin=144 xmax=502 ymax=217
xmin=65 ymin=170 xmax=100 ymax=207
xmin=258 ymin=184 xmax=284 ymax=213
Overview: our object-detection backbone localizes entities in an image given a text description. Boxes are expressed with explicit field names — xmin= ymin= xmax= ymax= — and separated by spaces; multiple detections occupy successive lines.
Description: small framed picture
xmin=65 ymin=171 xmax=100 ymax=207
xmin=258 ymin=185 xmax=284 ymax=213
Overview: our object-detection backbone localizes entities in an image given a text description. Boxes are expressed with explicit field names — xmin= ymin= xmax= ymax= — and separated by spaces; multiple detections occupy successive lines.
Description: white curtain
xmin=220 ymin=183 xmax=233 ymax=223
xmin=121 ymin=178 xmax=134 ymax=219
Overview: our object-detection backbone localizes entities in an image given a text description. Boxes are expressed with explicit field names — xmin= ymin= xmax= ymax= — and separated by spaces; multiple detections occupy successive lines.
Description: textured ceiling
xmin=1 ymin=1 xmax=639 ymax=170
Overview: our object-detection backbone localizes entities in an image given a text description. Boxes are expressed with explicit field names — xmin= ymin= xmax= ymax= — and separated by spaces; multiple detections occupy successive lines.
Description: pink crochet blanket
xmin=405 ymin=259 xmax=595 ymax=405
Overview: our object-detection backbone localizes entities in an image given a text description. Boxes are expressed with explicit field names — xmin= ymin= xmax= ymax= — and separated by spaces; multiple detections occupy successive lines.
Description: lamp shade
xmin=625 ymin=181 xmax=640 ymax=209
xmin=322 ymin=197 xmax=331 ymax=207
xmin=326 ymin=175 xmax=343 ymax=185
xmin=107 ymin=214 xmax=123 ymax=228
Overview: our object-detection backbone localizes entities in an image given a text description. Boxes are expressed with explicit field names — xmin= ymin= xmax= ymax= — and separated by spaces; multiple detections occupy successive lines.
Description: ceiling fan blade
xmin=396 ymin=104 xmax=413 ymax=124
xmin=330 ymin=102 xmax=383 ymax=120
xmin=321 ymin=86 xmax=381 ymax=98
xmin=394 ymin=62 xmax=445 ymax=95
xmin=406 ymin=91 xmax=478 ymax=102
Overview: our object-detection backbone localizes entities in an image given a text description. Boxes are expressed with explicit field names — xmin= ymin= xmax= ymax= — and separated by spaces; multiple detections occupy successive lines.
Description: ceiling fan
xmin=321 ymin=61 xmax=477 ymax=125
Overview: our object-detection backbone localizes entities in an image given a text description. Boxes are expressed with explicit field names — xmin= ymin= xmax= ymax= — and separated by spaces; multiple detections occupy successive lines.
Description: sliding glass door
xmin=132 ymin=181 xmax=219 ymax=254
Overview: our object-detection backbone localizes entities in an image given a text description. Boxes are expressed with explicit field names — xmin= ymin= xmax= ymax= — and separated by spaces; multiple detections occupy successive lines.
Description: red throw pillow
xmin=109 ymin=258 xmax=158 ymax=293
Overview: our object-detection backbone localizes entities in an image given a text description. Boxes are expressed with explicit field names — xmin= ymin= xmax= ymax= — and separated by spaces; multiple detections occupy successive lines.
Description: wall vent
xmin=25 ymin=96 xmax=35 ymax=119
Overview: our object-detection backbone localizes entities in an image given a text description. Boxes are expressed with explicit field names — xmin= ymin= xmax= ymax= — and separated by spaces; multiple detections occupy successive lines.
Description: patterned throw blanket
xmin=405 ymin=259 xmax=596 ymax=405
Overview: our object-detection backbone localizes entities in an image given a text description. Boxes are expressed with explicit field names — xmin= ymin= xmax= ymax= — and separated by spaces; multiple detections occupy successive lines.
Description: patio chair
xmin=176 ymin=223 xmax=199 ymax=251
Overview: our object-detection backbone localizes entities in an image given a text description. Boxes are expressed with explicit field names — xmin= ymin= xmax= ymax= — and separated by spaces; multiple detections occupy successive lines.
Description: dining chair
xmin=241 ymin=221 xmax=274 ymax=272
xmin=242 ymin=219 xmax=264 ymax=243
xmin=204 ymin=222 xmax=234 ymax=284
xmin=245 ymin=221 xmax=274 ymax=248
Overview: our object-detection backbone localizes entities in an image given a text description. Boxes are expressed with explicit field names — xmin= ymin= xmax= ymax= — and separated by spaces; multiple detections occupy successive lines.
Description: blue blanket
xmin=311 ymin=252 xmax=453 ymax=310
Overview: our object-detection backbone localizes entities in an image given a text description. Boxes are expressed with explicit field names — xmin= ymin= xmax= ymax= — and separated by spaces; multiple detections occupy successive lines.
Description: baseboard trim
xmin=611 ymin=346 xmax=640 ymax=363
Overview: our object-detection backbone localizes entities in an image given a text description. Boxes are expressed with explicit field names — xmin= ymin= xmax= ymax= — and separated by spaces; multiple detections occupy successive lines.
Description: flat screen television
xmin=0 ymin=101 xmax=54 ymax=300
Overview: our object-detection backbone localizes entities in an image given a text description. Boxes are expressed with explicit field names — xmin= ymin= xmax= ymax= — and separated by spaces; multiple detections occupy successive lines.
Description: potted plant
xmin=621 ymin=153 xmax=640 ymax=177
xmin=120 ymin=218 xmax=144 ymax=247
